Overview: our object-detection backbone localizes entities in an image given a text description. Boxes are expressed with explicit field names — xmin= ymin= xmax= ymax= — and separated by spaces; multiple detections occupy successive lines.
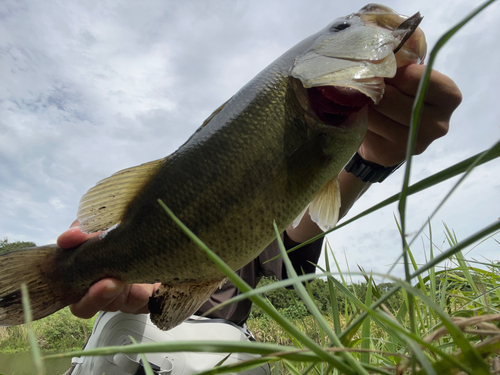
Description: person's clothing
xmin=195 ymin=233 xmax=324 ymax=326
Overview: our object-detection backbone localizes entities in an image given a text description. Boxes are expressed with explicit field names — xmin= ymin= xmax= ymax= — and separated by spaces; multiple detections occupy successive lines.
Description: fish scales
xmin=0 ymin=4 xmax=426 ymax=330
xmin=58 ymin=56 xmax=354 ymax=284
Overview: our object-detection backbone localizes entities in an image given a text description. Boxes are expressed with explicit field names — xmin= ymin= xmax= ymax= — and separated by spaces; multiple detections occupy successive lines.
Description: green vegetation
xmin=0 ymin=308 xmax=95 ymax=353
xmin=0 ymin=238 xmax=36 ymax=254
xmin=248 ymin=278 xmax=405 ymax=322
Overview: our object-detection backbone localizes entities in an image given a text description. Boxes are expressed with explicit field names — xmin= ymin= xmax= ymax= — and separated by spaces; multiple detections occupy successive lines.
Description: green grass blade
xmin=393 ymin=218 xmax=427 ymax=291
xmin=454 ymin=250 xmax=480 ymax=295
xmin=299 ymin=362 xmax=317 ymax=375
xmin=21 ymin=283 xmax=44 ymax=375
xmin=283 ymin=360 xmax=302 ymax=375
xmin=360 ymin=275 xmax=372 ymax=364
xmin=289 ymin=288 xmax=313 ymax=340
xmin=193 ymin=357 xmax=278 ymax=375
xmin=130 ymin=337 xmax=154 ymax=375
xmin=324 ymin=248 xmax=342 ymax=335
xmin=428 ymin=222 xmax=438 ymax=322
xmin=439 ymin=273 xmax=449 ymax=316
xmin=393 ymin=217 xmax=417 ymax=338
xmin=45 ymin=340 xmax=319 ymax=362
xmin=329 ymin=242 xmax=347 ymax=286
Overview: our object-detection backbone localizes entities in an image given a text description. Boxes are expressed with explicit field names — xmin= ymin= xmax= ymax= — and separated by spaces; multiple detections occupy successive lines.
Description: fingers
xmin=385 ymin=64 xmax=462 ymax=110
xmin=366 ymin=106 xmax=409 ymax=145
xmin=363 ymin=64 xmax=462 ymax=166
xmin=70 ymin=279 xmax=126 ymax=319
xmin=359 ymin=129 xmax=407 ymax=167
xmin=58 ymin=221 xmax=159 ymax=318
xmin=374 ymin=82 xmax=451 ymax=143
xmin=70 ymin=280 xmax=160 ymax=318
xmin=57 ymin=220 xmax=102 ymax=249
xmin=57 ymin=226 xmax=101 ymax=249
xmin=378 ymin=64 xmax=462 ymax=128
xmin=122 ymin=283 xmax=161 ymax=314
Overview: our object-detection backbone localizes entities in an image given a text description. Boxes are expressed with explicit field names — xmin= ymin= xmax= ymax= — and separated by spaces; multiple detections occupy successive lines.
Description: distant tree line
xmin=0 ymin=238 xmax=36 ymax=254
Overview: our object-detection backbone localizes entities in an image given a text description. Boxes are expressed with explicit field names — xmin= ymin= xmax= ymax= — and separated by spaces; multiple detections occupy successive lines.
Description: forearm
xmin=286 ymin=169 xmax=370 ymax=243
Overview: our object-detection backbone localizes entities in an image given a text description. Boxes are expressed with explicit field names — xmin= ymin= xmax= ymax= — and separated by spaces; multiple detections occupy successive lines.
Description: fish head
xmin=291 ymin=4 xmax=426 ymax=129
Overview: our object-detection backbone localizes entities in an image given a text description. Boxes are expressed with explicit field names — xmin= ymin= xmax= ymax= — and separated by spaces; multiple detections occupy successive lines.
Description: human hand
xmin=57 ymin=221 xmax=160 ymax=319
xmin=361 ymin=64 xmax=462 ymax=167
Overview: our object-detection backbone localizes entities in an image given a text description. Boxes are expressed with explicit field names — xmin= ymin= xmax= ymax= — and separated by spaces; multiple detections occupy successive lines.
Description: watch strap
xmin=344 ymin=152 xmax=404 ymax=183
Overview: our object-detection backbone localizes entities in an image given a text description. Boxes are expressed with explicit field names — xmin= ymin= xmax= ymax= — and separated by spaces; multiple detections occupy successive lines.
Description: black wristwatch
xmin=344 ymin=152 xmax=405 ymax=183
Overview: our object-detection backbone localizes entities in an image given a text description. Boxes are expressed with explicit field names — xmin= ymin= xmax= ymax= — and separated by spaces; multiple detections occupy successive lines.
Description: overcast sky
xmin=1 ymin=0 xmax=499 ymax=283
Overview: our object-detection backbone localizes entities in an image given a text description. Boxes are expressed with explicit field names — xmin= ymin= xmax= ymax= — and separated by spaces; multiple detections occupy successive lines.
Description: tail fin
xmin=0 ymin=245 xmax=67 ymax=326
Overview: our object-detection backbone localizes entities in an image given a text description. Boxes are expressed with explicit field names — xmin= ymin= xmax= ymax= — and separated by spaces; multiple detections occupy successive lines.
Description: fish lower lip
xmin=307 ymin=86 xmax=373 ymax=127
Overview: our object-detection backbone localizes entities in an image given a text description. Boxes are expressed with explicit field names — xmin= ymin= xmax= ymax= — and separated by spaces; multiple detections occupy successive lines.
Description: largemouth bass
xmin=0 ymin=4 xmax=426 ymax=330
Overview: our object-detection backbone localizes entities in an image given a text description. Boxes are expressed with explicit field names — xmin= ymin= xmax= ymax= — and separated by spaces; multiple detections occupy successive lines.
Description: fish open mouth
xmin=307 ymin=86 xmax=373 ymax=127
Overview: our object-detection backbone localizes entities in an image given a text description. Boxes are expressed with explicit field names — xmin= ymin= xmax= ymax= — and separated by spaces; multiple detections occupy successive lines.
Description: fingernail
xmin=102 ymin=281 xmax=120 ymax=299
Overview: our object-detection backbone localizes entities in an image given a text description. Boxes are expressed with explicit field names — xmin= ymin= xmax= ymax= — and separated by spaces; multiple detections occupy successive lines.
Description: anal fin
xmin=149 ymin=278 xmax=226 ymax=331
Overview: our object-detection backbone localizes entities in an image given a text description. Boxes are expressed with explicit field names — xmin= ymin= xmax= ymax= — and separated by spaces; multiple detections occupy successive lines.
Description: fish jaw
xmin=306 ymin=85 xmax=372 ymax=127
xmin=290 ymin=76 xmax=369 ymax=131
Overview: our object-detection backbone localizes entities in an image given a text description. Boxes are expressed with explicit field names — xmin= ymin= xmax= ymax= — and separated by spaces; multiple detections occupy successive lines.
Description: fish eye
xmin=330 ymin=21 xmax=351 ymax=32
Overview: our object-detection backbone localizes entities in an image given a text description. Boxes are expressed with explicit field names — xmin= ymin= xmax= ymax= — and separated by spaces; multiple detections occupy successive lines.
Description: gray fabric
xmin=195 ymin=234 xmax=324 ymax=326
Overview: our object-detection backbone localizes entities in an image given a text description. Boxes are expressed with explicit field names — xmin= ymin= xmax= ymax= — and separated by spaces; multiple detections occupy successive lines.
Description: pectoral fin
xmin=77 ymin=158 xmax=165 ymax=233
xmin=293 ymin=177 xmax=341 ymax=232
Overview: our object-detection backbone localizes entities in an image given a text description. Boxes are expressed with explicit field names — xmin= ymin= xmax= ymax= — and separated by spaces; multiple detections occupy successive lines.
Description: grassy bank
xmin=0 ymin=308 xmax=95 ymax=353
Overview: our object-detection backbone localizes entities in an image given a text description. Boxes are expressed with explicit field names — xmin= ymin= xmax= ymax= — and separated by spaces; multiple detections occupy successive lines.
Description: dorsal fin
xmin=201 ymin=98 xmax=231 ymax=127
xmin=77 ymin=158 xmax=165 ymax=233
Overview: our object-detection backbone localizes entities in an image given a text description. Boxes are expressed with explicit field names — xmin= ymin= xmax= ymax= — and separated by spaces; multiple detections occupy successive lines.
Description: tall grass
xmin=13 ymin=0 xmax=500 ymax=374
